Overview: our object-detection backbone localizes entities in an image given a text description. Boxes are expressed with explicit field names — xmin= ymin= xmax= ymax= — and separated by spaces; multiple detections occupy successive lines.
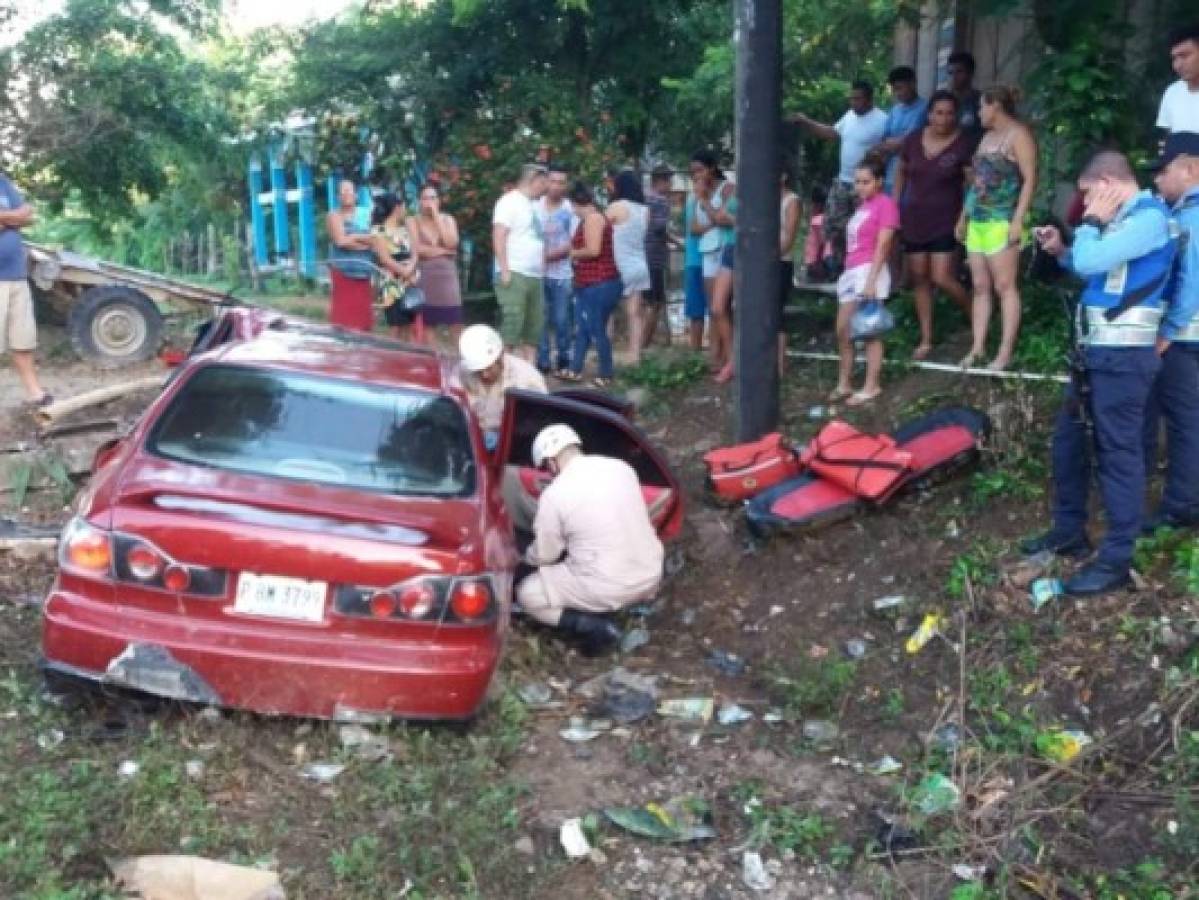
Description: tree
xmin=286 ymin=0 xmax=719 ymax=286
xmin=657 ymin=0 xmax=905 ymax=181
xmin=0 ymin=0 xmax=229 ymax=220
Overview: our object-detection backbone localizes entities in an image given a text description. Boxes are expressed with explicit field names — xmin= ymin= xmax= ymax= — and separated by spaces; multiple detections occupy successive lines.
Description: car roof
xmin=205 ymin=326 xmax=456 ymax=392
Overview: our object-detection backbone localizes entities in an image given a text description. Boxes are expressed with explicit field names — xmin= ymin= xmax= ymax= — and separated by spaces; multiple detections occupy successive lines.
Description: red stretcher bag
xmin=704 ymin=433 xmax=802 ymax=502
xmin=800 ymin=420 xmax=914 ymax=503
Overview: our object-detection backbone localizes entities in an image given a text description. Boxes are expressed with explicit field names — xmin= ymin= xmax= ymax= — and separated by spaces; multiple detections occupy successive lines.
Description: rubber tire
xmin=67 ymin=285 xmax=163 ymax=367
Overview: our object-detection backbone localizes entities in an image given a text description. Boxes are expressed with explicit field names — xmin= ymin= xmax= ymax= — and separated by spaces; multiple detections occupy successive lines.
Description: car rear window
xmin=148 ymin=365 xmax=476 ymax=497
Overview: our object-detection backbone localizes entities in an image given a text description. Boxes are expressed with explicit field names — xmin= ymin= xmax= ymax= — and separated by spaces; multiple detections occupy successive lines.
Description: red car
xmin=41 ymin=323 xmax=682 ymax=721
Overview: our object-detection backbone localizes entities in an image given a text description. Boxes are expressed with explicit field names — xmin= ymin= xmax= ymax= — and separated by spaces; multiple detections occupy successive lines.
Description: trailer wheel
xmin=68 ymin=285 xmax=163 ymax=367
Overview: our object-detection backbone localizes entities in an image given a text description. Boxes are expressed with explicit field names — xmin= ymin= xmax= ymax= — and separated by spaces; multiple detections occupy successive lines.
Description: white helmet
xmin=532 ymin=424 xmax=582 ymax=468
xmin=459 ymin=324 xmax=504 ymax=372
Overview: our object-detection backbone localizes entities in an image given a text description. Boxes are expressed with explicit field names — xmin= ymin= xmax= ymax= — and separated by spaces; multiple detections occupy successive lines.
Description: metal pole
xmin=734 ymin=0 xmax=782 ymax=441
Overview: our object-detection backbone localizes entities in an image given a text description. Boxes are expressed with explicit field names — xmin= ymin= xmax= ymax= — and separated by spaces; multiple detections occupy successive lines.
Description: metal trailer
xmin=26 ymin=243 xmax=235 ymax=368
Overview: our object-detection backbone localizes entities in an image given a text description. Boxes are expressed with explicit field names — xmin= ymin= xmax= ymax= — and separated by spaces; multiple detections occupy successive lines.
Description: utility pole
xmin=733 ymin=0 xmax=782 ymax=441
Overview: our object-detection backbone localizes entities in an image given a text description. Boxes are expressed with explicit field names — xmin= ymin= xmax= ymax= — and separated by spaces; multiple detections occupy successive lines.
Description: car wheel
xmin=68 ymin=285 xmax=164 ymax=367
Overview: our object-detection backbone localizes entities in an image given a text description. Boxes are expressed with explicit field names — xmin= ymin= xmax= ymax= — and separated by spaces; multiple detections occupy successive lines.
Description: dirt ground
xmin=1 ymin=317 xmax=1196 ymax=898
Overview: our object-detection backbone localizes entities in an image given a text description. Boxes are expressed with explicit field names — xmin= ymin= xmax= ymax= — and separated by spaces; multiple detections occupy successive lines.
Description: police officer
xmin=1144 ymin=132 xmax=1199 ymax=531
xmin=1023 ymin=151 xmax=1176 ymax=595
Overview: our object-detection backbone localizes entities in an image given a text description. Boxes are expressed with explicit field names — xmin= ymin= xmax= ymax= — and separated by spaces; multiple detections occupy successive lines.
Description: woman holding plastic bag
xmin=831 ymin=154 xmax=898 ymax=406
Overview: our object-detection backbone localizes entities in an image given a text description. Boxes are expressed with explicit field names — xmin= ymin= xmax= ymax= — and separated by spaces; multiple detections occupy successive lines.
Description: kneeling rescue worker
xmin=458 ymin=324 xmax=546 ymax=450
xmin=516 ymin=424 xmax=663 ymax=655
xmin=1024 ymin=150 xmax=1176 ymax=595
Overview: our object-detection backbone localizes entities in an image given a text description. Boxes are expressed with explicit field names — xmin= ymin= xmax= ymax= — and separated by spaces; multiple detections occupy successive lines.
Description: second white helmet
xmin=458 ymin=324 xmax=504 ymax=372
xmin=532 ymin=423 xmax=582 ymax=468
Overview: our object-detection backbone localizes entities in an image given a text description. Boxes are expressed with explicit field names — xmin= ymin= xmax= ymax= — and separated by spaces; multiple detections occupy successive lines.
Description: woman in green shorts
xmin=956 ymin=85 xmax=1037 ymax=372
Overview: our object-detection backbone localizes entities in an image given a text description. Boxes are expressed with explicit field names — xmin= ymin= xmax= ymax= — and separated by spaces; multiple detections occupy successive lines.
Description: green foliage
xmin=1134 ymin=528 xmax=1199 ymax=594
xmin=770 ymin=658 xmax=857 ymax=717
xmin=619 ymin=353 xmax=707 ymax=389
xmin=1091 ymin=859 xmax=1179 ymax=900
xmin=945 ymin=544 xmax=998 ymax=600
xmin=659 ymin=0 xmax=905 ymax=179
xmin=3 ymin=0 xmax=228 ymax=219
xmin=744 ymin=801 xmax=833 ymax=860
xmin=882 ymin=687 xmax=905 ymax=722
xmin=8 ymin=451 xmax=76 ymax=510
xmin=287 ymin=0 xmax=718 ymax=284
xmin=967 ymin=662 xmax=1040 ymax=754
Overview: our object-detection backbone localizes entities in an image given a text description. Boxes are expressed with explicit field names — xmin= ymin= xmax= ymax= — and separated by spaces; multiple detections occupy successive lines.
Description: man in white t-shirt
xmin=535 ymin=166 xmax=578 ymax=374
xmin=493 ymin=164 xmax=548 ymax=361
xmin=1158 ymin=24 xmax=1199 ymax=134
xmin=790 ymin=80 xmax=888 ymax=272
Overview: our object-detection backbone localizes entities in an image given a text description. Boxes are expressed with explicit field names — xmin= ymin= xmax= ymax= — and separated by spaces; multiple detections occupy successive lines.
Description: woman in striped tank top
xmin=563 ymin=182 xmax=624 ymax=388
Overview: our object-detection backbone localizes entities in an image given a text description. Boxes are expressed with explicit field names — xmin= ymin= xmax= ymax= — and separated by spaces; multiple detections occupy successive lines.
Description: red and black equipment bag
xmin=800 ymin=420 xmax=914 ymax=503
xmin=703 ymin=432 xmax=802 ymax=503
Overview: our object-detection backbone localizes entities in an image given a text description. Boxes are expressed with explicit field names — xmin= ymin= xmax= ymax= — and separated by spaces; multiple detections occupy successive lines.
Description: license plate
xmin=234 ymin=573 xmax=327 ymax=622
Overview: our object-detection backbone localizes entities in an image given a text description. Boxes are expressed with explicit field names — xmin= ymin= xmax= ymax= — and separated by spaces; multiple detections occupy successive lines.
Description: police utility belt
xmin=1076 ymin=304 xmax=1161 ymax=347
xmin=1177 ymin=319 xmax=1199 ymax=342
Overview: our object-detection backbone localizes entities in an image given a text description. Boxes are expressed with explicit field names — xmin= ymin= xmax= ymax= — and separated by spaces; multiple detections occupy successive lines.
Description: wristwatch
xmin=1079 ymin=215 xmax=1104 ymax=230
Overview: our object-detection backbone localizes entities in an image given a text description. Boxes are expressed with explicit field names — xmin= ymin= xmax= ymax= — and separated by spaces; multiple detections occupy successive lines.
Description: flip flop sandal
xmin=847 ymin=390 xmax=881 ymax=407
xmin=827 ymin=386 xmax=852 ymax=402
xmin=557 ymin=370 xmax=582 ymax=382
xmin=592 ymin=377 xmax=612 ymax=389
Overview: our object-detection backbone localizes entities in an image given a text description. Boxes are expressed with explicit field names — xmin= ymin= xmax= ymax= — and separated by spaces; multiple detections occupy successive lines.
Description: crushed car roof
xmin=204 ymin=325 xmax=455 ymax=392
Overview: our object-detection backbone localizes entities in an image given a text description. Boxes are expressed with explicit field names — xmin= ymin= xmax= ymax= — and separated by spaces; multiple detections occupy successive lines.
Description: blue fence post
xmin=296 ymin=160 xmax=316 ymax=278
xmin=247 ymin=155 xmax=269 ymax=269
xmin=269 ymin=142 xmax=290 ymax=261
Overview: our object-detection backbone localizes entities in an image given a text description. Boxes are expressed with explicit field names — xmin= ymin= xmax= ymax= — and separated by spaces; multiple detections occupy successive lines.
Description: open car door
xmin=496 ymin=389 xmax=682 ymax=541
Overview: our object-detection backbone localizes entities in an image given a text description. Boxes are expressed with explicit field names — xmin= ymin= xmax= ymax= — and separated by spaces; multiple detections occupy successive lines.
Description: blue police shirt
xmin=1162 ymin=185 xmax=1199 ymax=342
xmin=1065 ymin=191 xmax=1170 ymax=276
xmin=0 ymin=175 xmax=28 ymax=281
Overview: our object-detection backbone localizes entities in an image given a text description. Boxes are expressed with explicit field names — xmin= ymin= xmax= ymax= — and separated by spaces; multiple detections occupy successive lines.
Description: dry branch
xmin=35 ymin=376 xmax=165 ymax=426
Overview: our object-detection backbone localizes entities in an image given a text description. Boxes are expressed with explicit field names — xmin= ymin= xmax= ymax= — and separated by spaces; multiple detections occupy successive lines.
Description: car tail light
xmin=61 ymin=518 xmax=112 ymax=575
xmin=162 ymin=565 xmax=191 ymax=593
xmin=335 ymin=575 xmax=499 ymax=624
xmin=369 ymin=590 xmax=398 ymax=619
xmin=109 ymin=533 xmax=225 ymax=596
xmin=450 ymin=579 xmax=493 ymax=621
xmin=126 ymin=544 xmax=163 ymax=580
xmin=398 ymin=583 xmax=436 ymax=618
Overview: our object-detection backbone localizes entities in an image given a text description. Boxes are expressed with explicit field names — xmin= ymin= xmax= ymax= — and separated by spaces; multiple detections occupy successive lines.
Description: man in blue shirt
xmin=1143 ymin=132 xmax=1199 ymax=530
xmin=878 ymin=67 xmax=929 ymax=195
xmin=1024 ymin=151 xmax=1175 ymax=595
xmin=0 ymin=173 xmax=47 ymax=406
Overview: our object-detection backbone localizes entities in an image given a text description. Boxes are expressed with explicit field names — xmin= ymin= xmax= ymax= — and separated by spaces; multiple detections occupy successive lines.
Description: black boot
xmin=1020 ymin=530 xmax=1092 ymax=559
xmin=559 ymin=609 xmax=622 ymax=657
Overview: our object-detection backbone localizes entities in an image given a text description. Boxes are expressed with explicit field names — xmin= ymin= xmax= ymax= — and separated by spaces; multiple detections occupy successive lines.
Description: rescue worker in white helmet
xmin=458 ymin=324 xmax=546 ymax=451
xmin=516 ymin=423 xmax=664 ymax=655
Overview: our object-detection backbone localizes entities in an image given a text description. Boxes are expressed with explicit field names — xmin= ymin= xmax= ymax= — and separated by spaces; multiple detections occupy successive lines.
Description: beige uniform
xmin=460 ymin=353 xmax=547 ymax=432
xmin=517 ymin=454 xmax=664 ymax=626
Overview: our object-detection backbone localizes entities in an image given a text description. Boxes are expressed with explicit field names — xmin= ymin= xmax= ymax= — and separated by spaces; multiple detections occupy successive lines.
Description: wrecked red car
xmin=41 ymin=325 xmax=682 ymax=720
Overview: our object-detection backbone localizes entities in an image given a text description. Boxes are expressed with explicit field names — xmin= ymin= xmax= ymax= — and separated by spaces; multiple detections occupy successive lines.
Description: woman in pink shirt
xmin=831 ymin=155 xmax=899 ymax=406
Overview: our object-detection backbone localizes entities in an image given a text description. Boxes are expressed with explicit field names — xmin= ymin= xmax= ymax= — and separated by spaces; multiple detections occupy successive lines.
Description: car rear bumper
xmin=41 ymin=590 xmax=502 ymax=721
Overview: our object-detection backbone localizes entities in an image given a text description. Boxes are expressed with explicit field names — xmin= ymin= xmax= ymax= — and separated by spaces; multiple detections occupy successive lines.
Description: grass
xmin=617 ymin=352 xmax=707 ymax=390
xmin=0 ymin=650 xmax=535 ymax=899
xmin=1135 ymin=527 xmax=1199 ymax=594
xmin=768 ymin=658 xmax=858 ymax=718
xmin=732 ymin=780 xmax=847 ymax=866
